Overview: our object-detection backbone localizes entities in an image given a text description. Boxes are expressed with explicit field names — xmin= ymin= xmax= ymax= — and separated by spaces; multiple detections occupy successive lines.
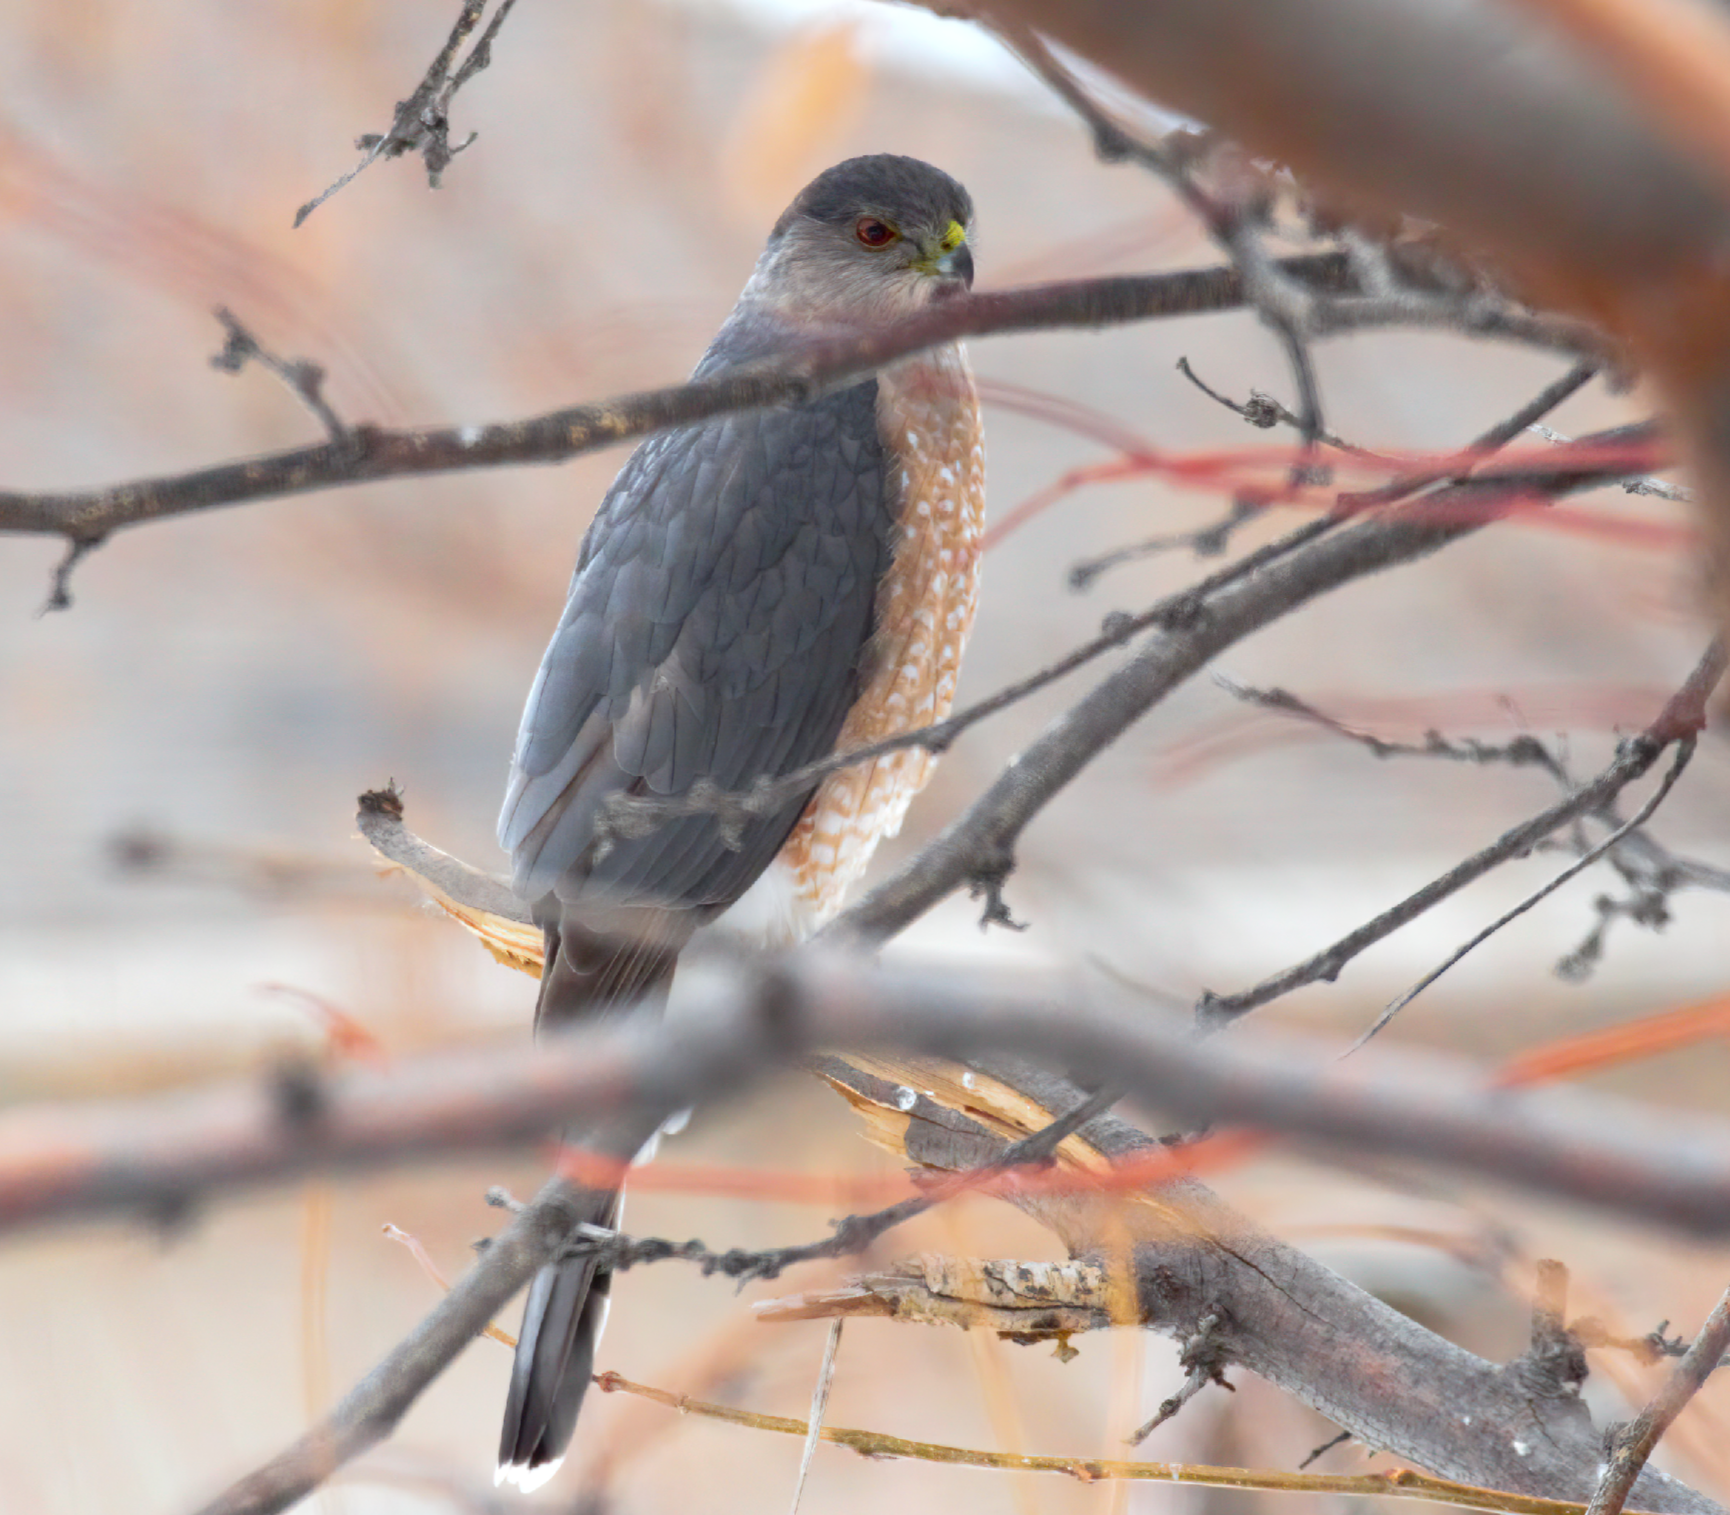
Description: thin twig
xmin=210 ymin=307 xmax=348 ymax=442
xmin=1067 ymin=500 xmax=1265 ymax=590
xmin=1528 ymin=422 xmax=1696 ymax=501
xmin=1073 ymin=358 xmax=1597 ymax=595
xmin=1128 ymin=1311 xmax=1232 ymax=1443
xmin=294 ymin=0 xmax=519 ymax=226
xmin=1351 ymin=740 xmax=1697 ymax=1049
xmin=593 ymin=1371 xmax=1645 ymax=1515
xmin=1196 ymin=640 xmax=1724 ymax=1031
xmin=1174 ymin=354 xmax=1383 ymax=457
xmin=790 ymin=1320 xmax=844 ymax=1515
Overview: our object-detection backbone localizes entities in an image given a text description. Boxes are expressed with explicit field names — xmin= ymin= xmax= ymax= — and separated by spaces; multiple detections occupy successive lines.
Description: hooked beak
xmin=934 ymin=241 xmax=974 ymax=289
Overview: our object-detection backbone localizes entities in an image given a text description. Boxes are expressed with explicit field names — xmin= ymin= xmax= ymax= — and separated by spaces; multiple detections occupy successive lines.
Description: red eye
xmin=854 ymin=217 xmax=897 ymax=247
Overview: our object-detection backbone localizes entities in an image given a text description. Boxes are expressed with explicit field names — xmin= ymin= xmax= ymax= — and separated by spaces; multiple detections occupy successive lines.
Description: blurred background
xmin=3 ymin=2 xmax=1729 ymax=1512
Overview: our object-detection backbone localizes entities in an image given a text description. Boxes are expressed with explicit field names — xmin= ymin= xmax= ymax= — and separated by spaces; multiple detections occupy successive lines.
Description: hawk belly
xmin=777 ymin=345 xmax=985 ymax=925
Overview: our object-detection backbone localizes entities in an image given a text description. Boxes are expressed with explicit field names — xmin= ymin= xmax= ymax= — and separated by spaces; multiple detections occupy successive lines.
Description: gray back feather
xmin=499 ymin=317 xmax=894 ymax=915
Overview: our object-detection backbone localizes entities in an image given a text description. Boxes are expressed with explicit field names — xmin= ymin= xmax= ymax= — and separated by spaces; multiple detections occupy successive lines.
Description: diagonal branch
xmin=1198 ymin=639 xmax=1726 ymax=1031
xmin=829 ymin=431 xmax=1643 ymax=947
xmin=1587 ymin=1282 xmax=1730 ymax=1515
xmin=293 ymin=0 xmax=520 ymax=227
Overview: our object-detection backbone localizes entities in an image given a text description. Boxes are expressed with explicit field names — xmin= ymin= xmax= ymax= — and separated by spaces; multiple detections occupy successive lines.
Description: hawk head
xmin=750 ymin=154 xmax=975 ymax=321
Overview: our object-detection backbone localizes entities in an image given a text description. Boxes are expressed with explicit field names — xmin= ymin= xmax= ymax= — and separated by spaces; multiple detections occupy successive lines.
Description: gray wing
xmin=499 ymin=377 xmax=893 ymax=913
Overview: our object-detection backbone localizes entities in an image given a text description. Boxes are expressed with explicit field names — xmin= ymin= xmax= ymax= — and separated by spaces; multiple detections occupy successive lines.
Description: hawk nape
xmin=495 ymin=154 xmax=986 ymax=1490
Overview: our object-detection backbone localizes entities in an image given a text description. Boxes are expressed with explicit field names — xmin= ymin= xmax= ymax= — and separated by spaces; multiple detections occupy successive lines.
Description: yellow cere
xmin=940 ymin=219 xmax=966 ymax=252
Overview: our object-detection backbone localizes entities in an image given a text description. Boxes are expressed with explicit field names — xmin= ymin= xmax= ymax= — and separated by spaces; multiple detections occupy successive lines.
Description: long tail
xmin=496 ymin=1188 xmax=619 ymax=1486
xmin=495 ymin=916 xmax=685 ymax=1491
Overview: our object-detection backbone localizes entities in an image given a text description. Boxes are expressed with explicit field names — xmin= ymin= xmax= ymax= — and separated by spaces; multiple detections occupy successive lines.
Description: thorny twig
xmin=294 ymin=0 xmax=520 ymax=226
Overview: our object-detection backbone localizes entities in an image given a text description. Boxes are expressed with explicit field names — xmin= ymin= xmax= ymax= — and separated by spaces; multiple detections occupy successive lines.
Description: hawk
xmin=495 ymin=155 xmax=984 ymax=1488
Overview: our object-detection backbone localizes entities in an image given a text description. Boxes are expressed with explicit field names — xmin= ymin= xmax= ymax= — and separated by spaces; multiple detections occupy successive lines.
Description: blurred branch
xmin=1197 ymin=639 xmax=1725 ymax=1032
xmin=211 ymin=307 xmax=347 ymax=442
xmin=0 ymin=251 xmax=1604 ymax=612
xmin=594 ymin=1370 xmax=1617 ymax=1515
xmin=294 ymin=0 xmax=520 ymax=227
xmin=976 ymin=1 xmax=1729 ymax=298
xmin=53 ymin=953 xmax=1716 ymax=1512
xmin=16 ymin=950 xmax=1730 ymax=1242
xmin=973 ymin=0 xmax=1730 ymax=628
xmin=109 ymin=824 xmax=394 ymax=909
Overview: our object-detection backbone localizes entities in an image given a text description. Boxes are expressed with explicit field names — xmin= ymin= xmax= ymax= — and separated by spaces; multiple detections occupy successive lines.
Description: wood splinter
xmin=755 ymin=1252 xmax=1116 ymax=1360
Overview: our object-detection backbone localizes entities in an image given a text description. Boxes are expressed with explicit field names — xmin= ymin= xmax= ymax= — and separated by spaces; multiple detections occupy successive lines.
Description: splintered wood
xmin=755 ymin=1253 xmax=1111 ymax=1358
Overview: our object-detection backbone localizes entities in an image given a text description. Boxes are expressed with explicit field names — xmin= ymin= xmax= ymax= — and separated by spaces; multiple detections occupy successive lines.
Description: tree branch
xmin=0 ymin=253 xmax=1600 ymax=567
xmin=293 ymin=0 xmax=520 ymax=227
xmin=124 ymin=954 xmax=1730 ymax=1512
xmin=1587 ymin=1283 xmax=1730 ymax=1515
xmin=829 ymin=430 xmax=1643 ymax=947
xmin=1199 ymin=639 xmax=1726 ymax=1031
xmin=591 ymin=1370 xmax=1632 ymax=1515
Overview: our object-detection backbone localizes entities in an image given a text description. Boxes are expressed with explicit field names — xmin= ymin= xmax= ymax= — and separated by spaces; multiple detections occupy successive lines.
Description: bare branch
xmin=1587 ymin=1284 xmax=1730 ymax=1515
xmin=293 ymin=0 xmax=519 ymax=227
xmin=0 ymin=254 xmax=1601 ymax=569
xmin=832 ymin=430 xmax=1644 ymax=947
xmin=1213 ymin=671 xmax=1730 ymax=987
xmin=592 ymin=1371 xmax=1628 ymax=1515
xmin=1197 ymin=640 xmax=1725 ymax=1032
xmin=210 ymin=308 xmax=348 ymax=442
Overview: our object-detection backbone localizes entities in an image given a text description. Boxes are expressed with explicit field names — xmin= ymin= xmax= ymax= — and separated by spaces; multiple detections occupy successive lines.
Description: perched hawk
xmin=496 ymin=155 xmax=985 ymax=1488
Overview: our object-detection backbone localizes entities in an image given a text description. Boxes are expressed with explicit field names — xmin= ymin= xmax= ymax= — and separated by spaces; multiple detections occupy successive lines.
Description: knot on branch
xmin=1504 ymin=1259 xmax=1591 ymax=1418
xmin=968 ymin=848 xmax=1025 ymax=932
xmin=358 ymin=782 xmax=406 ymax=822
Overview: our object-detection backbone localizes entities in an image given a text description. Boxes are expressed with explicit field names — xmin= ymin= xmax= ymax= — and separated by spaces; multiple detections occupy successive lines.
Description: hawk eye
xmin=854 ymin=217 xmax=898 ymax=247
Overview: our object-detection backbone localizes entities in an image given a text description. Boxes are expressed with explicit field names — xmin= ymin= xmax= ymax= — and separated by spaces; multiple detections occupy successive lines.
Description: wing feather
xmin=500 ymin=365 xmax=894 ymax=914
